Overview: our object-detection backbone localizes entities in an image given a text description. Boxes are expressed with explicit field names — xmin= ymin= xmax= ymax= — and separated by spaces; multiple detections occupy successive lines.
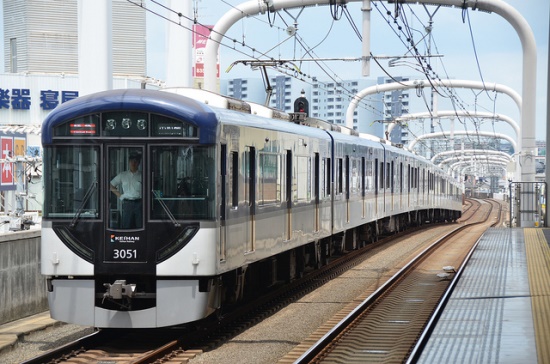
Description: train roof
xmin=41 ymin=89 xmax=220 ymax=144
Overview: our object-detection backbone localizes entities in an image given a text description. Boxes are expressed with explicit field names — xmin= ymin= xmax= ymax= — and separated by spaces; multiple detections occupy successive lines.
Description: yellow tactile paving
xmin=524 ymin=228 xmax=550 ymax=364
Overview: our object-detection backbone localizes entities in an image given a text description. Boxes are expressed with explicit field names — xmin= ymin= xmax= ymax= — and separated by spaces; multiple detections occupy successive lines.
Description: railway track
xmin=283 ymin=198 xmax=502 ymax=363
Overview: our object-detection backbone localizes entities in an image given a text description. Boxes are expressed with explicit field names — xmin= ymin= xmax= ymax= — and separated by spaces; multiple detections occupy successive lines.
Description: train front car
xmin=41 ymin=89 xmax=220 ymax=328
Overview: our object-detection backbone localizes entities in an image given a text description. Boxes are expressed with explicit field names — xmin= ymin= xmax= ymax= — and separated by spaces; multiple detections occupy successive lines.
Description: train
xmin=41 ymin=87 xmax=462 ymax=328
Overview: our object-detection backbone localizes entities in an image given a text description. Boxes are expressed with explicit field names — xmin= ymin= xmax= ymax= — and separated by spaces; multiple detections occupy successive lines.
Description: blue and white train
xmin=41 ymin=88 xmax=462 ymax=328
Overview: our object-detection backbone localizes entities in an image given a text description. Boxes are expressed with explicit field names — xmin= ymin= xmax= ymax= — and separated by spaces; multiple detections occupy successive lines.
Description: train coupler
xmin=103 ymin=279 xmax=136 ymax=300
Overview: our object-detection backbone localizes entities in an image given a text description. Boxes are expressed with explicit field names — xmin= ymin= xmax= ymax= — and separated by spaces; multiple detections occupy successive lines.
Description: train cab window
xmin=151 ymin=145 xmax=215 ymax=220
xmin=43 ymin=146 xmax=100 ymax=219
xmin=108 ymin=147 xmax=143 ymax=229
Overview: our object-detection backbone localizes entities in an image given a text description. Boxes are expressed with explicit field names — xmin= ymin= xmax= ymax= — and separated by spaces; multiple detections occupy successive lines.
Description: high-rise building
xmin=377 ymin=76 xmax=411 ymax=145
xmin=1 ymin=0 xmax=149 ymax=127
xmin=268 ymin=75 xmax=310 ymax=113
xmin=223 ymin=78 xmax=266 ymax=105
xmin=4 ymin=0 xmax=146 ymax=76
xmin=310 ymin=78 xmax=383 ymax=137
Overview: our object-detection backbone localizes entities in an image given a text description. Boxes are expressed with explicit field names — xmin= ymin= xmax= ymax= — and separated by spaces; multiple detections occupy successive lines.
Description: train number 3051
xmin=113 ymin=249 xmax=138 ymax=259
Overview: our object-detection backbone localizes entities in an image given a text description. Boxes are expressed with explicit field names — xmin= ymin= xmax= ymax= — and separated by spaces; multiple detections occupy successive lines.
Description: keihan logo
xmin=110 ymin=235 xmax=139 ymax=243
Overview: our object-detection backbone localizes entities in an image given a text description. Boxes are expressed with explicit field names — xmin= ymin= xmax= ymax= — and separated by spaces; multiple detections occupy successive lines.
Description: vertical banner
xmin=14 ymin=137 xmax=25 ymax=157
xmin=14 ymin=137 xmax=26 ymax=190
xmin=193 ymin=24 xmax=220 ymax=79
xmin=1 ymin=137 xmax=13 ymax=187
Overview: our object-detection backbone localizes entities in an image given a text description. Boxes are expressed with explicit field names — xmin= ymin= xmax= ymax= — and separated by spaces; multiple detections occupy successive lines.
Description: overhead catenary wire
xmin=131 ymin=0 xmax=508 ymax=157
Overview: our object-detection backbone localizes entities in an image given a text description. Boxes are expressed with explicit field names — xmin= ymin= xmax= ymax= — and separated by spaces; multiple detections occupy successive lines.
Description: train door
xmin=104 ymin=146 xmax=150 ymax=270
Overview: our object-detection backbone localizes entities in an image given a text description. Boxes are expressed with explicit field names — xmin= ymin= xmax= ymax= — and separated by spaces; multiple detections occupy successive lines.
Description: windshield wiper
xmin=152 ymin=190 xmax=180 ymax=227
xmin=70 ymin=180 xmax=98 ymax=228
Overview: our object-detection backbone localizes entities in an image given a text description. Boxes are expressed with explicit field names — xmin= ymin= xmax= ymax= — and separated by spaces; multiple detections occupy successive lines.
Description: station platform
xmin=0 ymin=311 xmax=58 ymax=353
xmin=418 ymin=228 xmax=550 ymax=364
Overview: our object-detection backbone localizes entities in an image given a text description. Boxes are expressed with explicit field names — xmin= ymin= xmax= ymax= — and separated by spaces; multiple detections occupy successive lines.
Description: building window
xmin=10 ymin=38 xmax=17 ymax=73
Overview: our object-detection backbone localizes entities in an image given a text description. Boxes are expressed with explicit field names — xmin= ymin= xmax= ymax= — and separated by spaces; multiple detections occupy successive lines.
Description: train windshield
xmin=43 ymin=146 xmax=100 ymax=219
xmin=43 ymin=144 xmax=216 ymax=222
xmin=151 ymin=145 xmax=215 ymax=220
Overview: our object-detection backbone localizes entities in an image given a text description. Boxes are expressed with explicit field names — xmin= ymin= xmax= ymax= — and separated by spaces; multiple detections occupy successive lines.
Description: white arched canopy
xmin=388 ymin=111 xmax=520 ymax=140
xmin=407 ymin=131 xmax=517 ymax=154
xmin=431 ymin=149 xmax=512 ymax=164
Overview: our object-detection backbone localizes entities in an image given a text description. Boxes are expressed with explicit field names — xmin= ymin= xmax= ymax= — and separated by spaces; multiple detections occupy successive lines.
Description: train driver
xmin=110 ymin=152 xmax=142 ymax=229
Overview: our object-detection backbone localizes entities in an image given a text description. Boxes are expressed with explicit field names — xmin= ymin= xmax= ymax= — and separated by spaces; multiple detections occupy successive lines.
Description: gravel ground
xmin=0 ymin=225 xmax=453 ymax=364
xmin=0 ymin=324 xmax=95 ymax=364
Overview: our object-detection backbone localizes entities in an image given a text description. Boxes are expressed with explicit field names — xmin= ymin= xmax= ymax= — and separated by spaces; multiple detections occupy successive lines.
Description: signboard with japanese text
xmin=193 ymin=24 xmax=219 ymax=79
xmin=0 ymin=88 xmax=78 ymax=111
xmin=0 ymin=134 xmax=26 ymax=190
xmin=1 ymin=137 xmax=14 ymax=187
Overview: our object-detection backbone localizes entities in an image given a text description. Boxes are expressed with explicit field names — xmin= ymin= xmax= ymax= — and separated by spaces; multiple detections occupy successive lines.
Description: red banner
xmin=1 ymin=137 xmax=13 ymax=185
xmin=193 ymin=24 xmax=220 ymax=78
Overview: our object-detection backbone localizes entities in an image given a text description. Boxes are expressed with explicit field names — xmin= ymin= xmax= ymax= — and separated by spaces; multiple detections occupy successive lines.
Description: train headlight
xmin=122 ymin=118 xmax=132 ymax=129
xmin=137 ymin=119 xmax=147 ymax=130
xmin=106 ymin=119 xmax=116 ymax=130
